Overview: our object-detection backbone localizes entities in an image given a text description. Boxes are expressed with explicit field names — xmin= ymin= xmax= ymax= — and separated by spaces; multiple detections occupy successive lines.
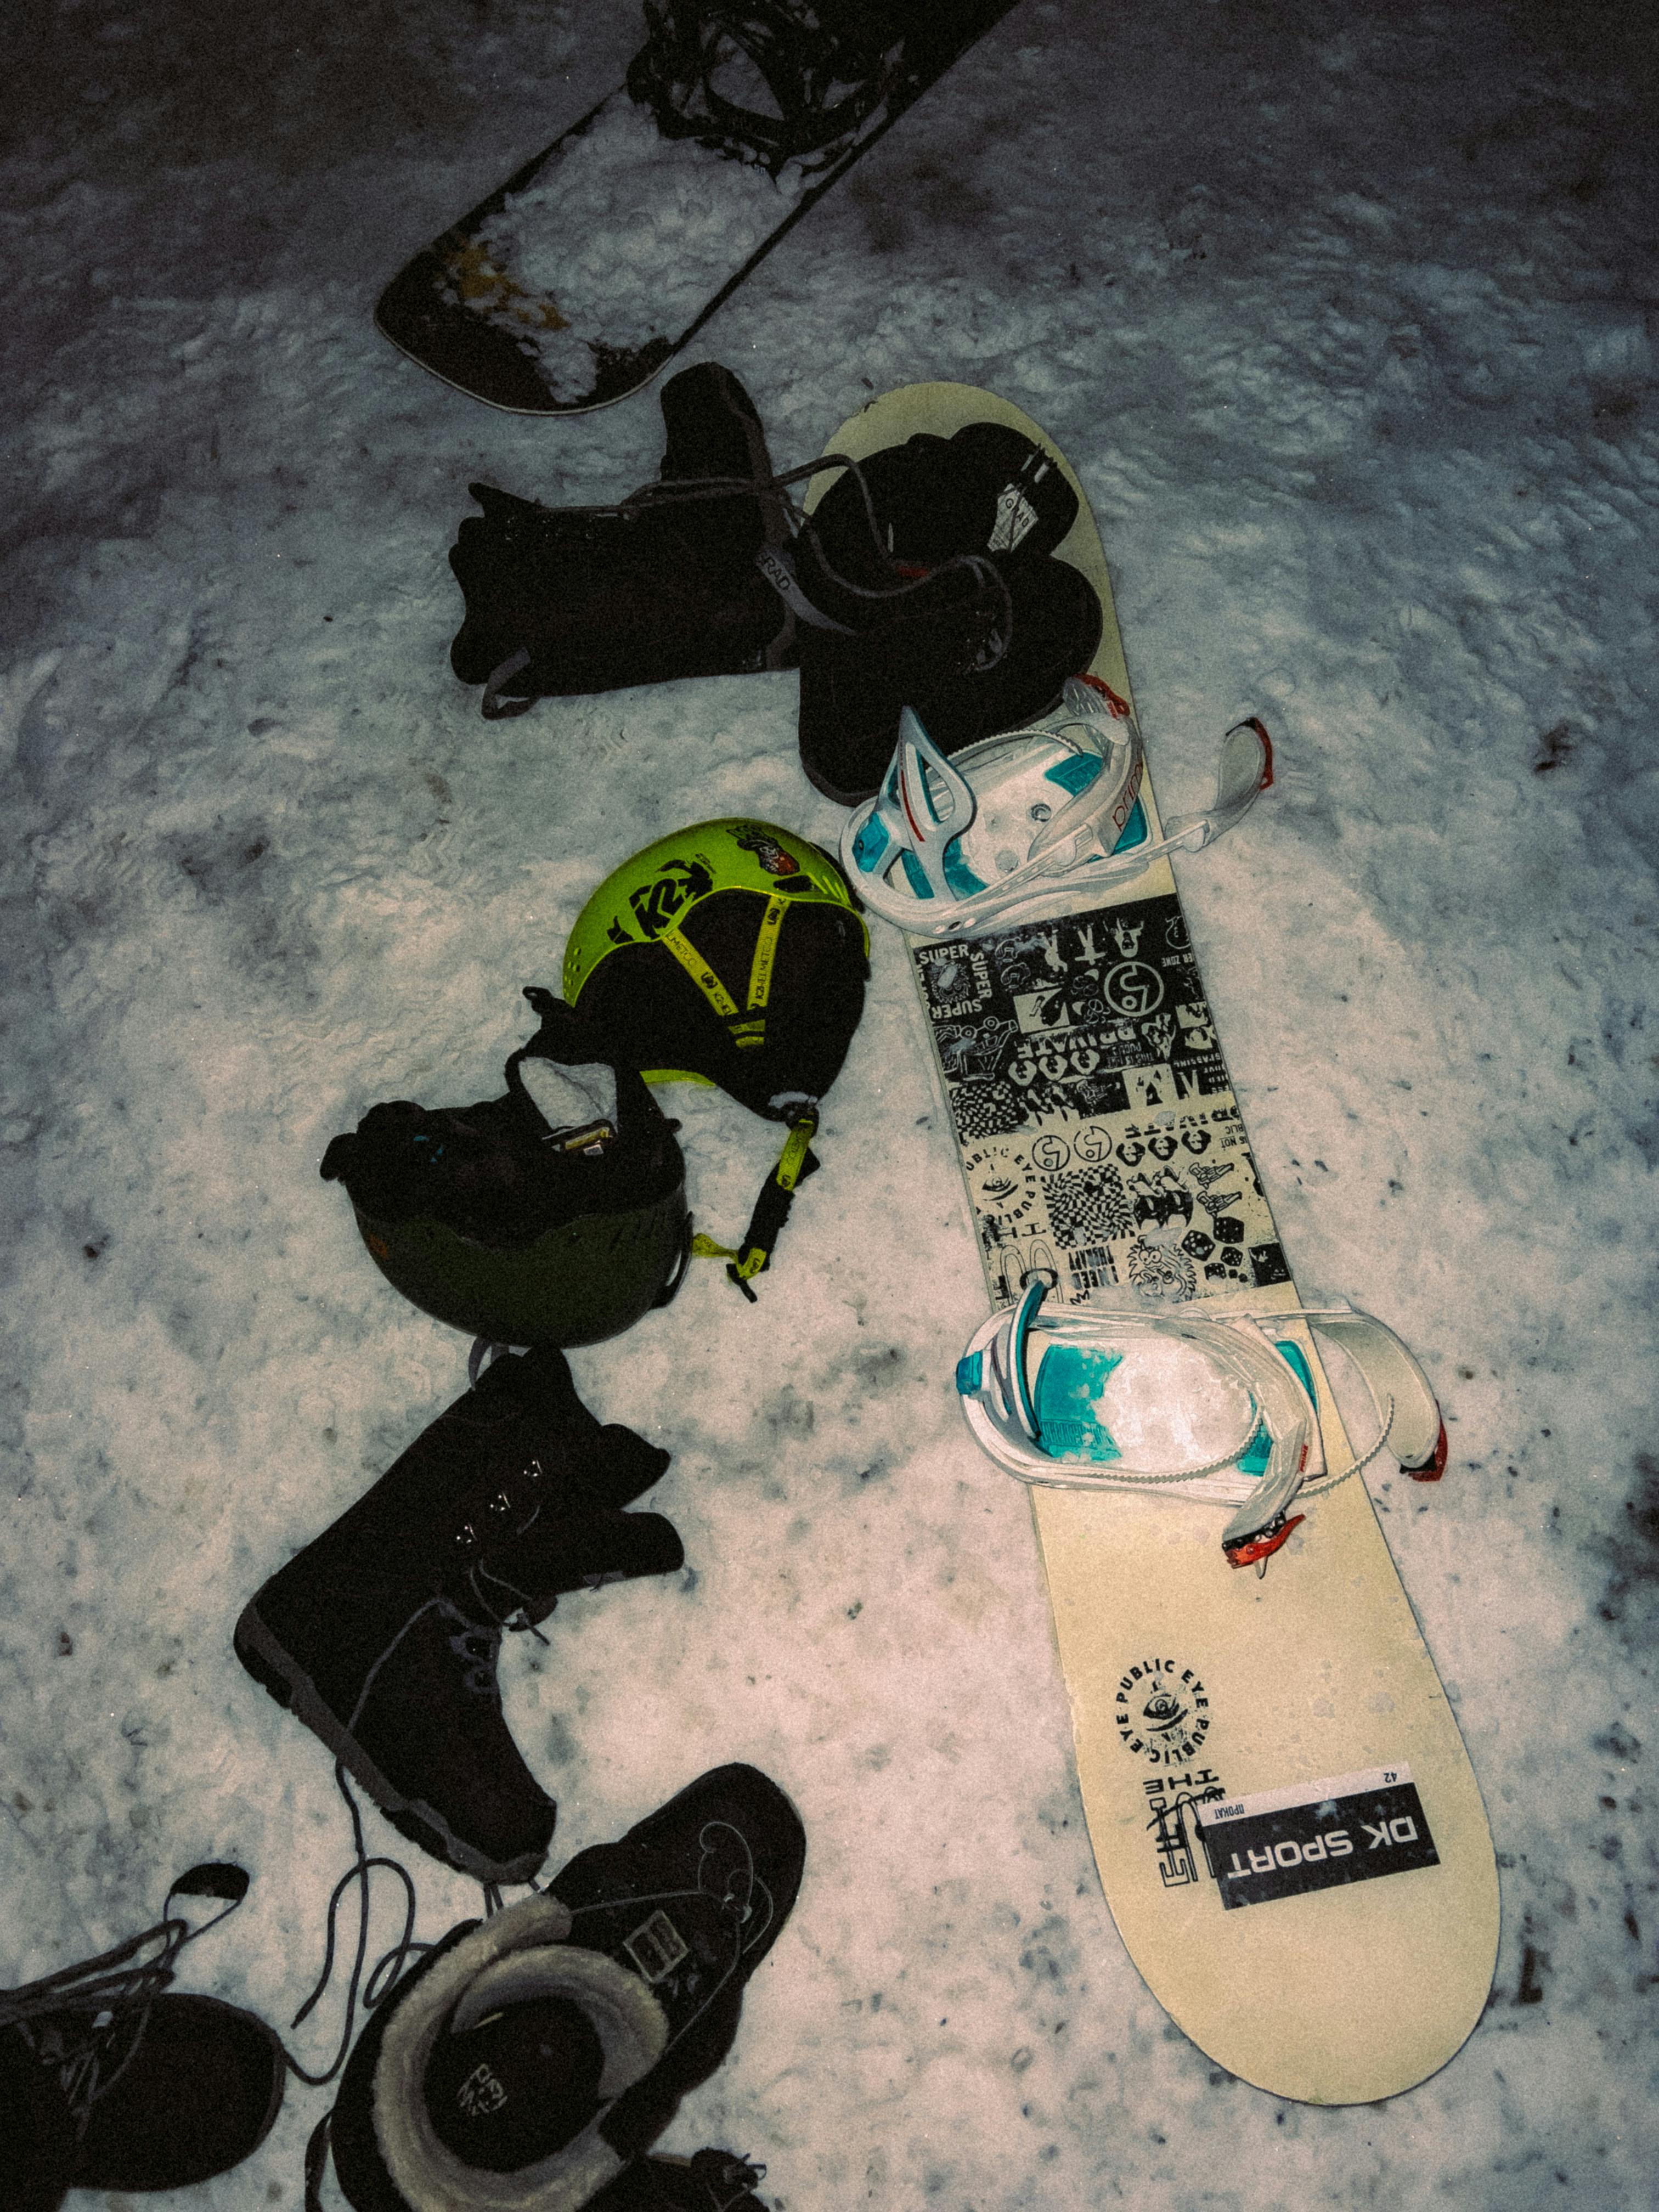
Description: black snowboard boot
xmin=235 ymin=1347 xmax=685 ymax=1886
xmin=0 ymin=1865 xmax=285 ymax=2212
xmin=325 ymin=1765 xmax=805 ymax=2212
xmin=586 ymin=2147 xmax=772 ymax=2212
xmin=450 ymin=363 xmax=798 ymax=718
xmin=792 ymin=420 xmax=1104 ymax=802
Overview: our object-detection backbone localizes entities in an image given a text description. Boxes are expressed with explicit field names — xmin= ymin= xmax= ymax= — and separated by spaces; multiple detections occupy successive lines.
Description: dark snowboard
xmin=375 ymin=1 xmax=1018 ymax=415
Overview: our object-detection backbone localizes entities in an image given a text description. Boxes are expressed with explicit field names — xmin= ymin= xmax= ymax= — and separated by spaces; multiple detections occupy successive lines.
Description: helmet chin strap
xmin=647 ymin=895 xmax=826 ymax=1299
xmin=690 ymin=1105 xmax=821 ymax=1301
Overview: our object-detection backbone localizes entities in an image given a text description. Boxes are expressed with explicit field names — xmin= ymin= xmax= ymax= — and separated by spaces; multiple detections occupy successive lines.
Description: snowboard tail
xmin=375 ymin=85 xmax=676 ymax=417
xmin=375 ymin=3 xmax=1018 ymax=416
xmin=810 ymin=384 xmax=1499 ymax=2104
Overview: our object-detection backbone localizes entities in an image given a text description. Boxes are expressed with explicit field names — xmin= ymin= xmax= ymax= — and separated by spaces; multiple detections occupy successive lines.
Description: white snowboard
xmin=810 ymin=382 xmax=1499 ymax=2104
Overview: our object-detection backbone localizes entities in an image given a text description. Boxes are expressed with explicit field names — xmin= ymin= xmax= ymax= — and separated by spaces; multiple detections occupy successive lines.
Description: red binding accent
xmin=1075 ymin=670 xmax=1134 ymax=719
xmin=1225 ymin=1512 xmax=1305 ymax=1571
xmin=1405 ymin=1419 xmax=1448 ymax=1483
xmin=898 ymin=747 xmax=929 ymax=844
xmin=1243 ymin=715 xmax=1274 ymax=789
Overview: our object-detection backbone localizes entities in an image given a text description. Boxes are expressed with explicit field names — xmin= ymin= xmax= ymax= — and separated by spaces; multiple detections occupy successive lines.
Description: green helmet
xmin=562 ymin=820 xmax=868 ymax=1294
xmin=321 ymin=992 xmax=690 ymax=1348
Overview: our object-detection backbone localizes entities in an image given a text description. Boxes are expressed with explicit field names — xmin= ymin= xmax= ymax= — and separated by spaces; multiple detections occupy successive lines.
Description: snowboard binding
xmin=628 ymin=0 xmax=915 ymax=174
xmin=956 ymin=1281 xmax=1447 ymax=1570
xmin=843 ymin=676 xmax=1273 ymax=937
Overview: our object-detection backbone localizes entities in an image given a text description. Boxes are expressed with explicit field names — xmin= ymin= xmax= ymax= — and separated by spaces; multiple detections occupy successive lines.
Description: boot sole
xmin=233 ymin=1602 xmax=551 ymax=1887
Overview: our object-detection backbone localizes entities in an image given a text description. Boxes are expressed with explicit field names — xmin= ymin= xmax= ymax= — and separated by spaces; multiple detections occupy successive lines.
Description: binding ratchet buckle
xmin=955 ymin=1285 xmax=1448 ymax=1573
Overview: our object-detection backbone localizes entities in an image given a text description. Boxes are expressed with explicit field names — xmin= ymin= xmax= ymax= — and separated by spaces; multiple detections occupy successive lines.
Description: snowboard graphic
xmin=375 ymin=2 xmax=1017 ymax=415
xmin=810 ymin=386 xmax=1499 ymax=2104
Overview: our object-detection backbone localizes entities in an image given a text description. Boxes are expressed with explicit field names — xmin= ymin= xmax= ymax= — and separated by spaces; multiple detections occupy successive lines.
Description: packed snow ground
xmin=2 ymin=2 xmax=1656 ymax=2208
xmin=479 ymin=91 xmax=809 ymax=396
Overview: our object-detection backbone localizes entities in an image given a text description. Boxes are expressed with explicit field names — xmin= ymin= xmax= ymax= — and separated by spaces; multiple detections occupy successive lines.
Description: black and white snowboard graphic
xmin=915 ymin=893 xmax=1291 ymax=1311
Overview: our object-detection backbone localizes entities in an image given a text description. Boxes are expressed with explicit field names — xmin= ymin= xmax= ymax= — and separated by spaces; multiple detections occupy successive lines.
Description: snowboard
xmin=808 ymin=385 xmax=1499 ymax=2104
xmin=375 ymin=2 xmax=1017 ymax=416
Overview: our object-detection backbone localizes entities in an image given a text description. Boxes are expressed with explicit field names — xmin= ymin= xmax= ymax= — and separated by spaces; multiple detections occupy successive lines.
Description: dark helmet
xmin=321 ymin=992 xmax=690 ymax=1348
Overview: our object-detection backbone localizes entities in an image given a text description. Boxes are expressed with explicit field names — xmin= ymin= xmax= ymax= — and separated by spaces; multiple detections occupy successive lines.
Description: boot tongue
xmin=424 ymin=1994 xmax=603 ymax=2172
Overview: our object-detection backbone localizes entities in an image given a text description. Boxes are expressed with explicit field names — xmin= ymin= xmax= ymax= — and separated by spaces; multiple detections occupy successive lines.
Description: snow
xmin=2 ymin=0 xmax=1656 ymax=2207
xmin=476 ymin=92 xmax=809 ymax=398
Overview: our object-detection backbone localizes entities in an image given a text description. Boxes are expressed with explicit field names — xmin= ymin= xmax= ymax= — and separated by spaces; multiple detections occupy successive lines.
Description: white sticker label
xmin=624 ymin=1908 xmax=690 ymax=1983
xmin=1193 ymin=1763 xmax=1438 ymax=1910
xmin=988 ymin=482 xmax=1040 ymax=552
xmin=1195 ymin=1764 xmax=1414 ymax=1828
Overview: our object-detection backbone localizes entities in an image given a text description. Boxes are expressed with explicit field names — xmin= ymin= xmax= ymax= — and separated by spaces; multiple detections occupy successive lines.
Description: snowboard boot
xmin=450 ymin=363 xmax=798 ymax=718
xmin=325 ymin=1765 xmax=805 ymax=2212
xmin=235 ymin=1346 xmax=685 ymax=1886
xmin=791 ymin=419 xmax=1105 ymax=802
xmin=0 ymin=1865 xmax=285 ymax=2211
xmin=584 ymin=2147 xmax=771 ymax=2212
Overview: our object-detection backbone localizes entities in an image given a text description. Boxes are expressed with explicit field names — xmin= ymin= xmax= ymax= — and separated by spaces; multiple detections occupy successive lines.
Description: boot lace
xmin=448 ymin=1451 xmax=608 ymax=1646
xmin=294 ymin=1768 xmax=432 ymax=2210
xmin=285 ymin=1765 xmax=427 ymax=2090
xmin=0 ymin=1865 xmax=249 ymax=2139
xmin=446 ymin=1609 xmax=507 ymax=1696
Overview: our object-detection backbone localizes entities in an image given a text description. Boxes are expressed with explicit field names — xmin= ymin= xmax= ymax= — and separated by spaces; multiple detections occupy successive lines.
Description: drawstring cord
xmin=0 ymin=1863 xmax=250 ymax=2138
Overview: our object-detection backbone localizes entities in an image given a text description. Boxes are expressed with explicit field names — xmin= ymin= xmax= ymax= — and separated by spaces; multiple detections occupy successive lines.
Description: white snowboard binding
xmin=956 ymin=1281 xmax=1447 ymax=1570
xmin=840 ymin=675 xmax=1272 ymax=937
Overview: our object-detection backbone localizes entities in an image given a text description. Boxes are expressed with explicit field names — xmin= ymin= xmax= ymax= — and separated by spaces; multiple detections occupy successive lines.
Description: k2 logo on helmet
xmin=625 ymin=857 xmax=715 ymax=939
